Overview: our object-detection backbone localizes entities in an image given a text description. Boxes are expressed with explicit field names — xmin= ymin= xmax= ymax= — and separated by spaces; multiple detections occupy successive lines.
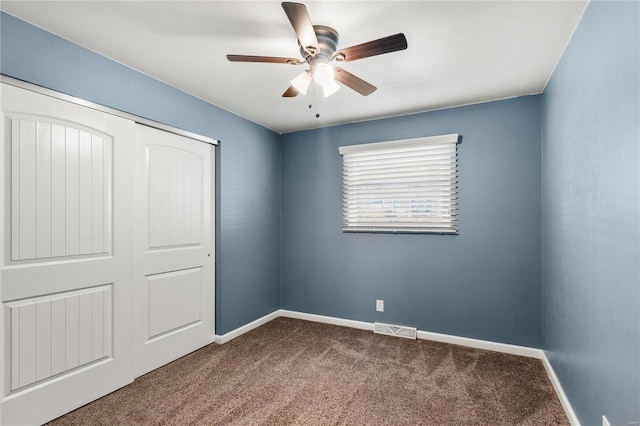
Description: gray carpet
xmin=49 ymin=317 xmax=568 ymax=425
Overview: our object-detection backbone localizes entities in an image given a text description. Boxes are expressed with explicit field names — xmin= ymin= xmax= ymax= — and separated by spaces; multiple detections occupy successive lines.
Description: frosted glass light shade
xmin=290 ymin=71 xmax=312 ymax=95
xmin=313 ymin=63 xmax=335 ymax=86
xmin=322 ymin=79 xmax=341 ymax=97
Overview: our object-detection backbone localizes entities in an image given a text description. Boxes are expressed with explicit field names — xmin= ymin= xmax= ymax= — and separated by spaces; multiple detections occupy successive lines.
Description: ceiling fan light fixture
xmin=290 ymin=70 xmax=312 ymax=95
xmin=313 ymin=63 xmax=335 ymax=86
xmin=322 ymin=79 xmax=341 ymax=97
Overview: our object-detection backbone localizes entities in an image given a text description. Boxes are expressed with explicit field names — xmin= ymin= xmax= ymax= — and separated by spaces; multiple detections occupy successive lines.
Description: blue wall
xmin=281 ymin=96 xmax=543 ymax=347
xmin=541 ymin=2 xmax=640 ymax=425
xmin=0 ymin=12 xmax=281 ymax=335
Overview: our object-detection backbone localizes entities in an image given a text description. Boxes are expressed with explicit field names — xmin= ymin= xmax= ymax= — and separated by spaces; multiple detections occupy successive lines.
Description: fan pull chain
xmin=309 ymin=84 xmax=321 ymax=118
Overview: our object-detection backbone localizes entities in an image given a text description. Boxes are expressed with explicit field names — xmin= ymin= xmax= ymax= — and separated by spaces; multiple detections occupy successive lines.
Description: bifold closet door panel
xmin=0 ymin=83 xmax=136 ymax=426
xmin=134 ymin=124 xmax=215 ymax=377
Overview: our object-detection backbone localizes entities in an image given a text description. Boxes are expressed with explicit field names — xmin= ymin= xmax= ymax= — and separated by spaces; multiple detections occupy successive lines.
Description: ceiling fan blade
xmin=333 ymin=67 xmax=377 ymax=96
xmin=281 ymin=2 xmax=319 ymax=55
xmin=282 ymin=86 xmax=299 ymax=97
xmin=334 ymin=33 xmax=407 ymax=62
xmin=227 ymin=54 xmax=303 ymax=64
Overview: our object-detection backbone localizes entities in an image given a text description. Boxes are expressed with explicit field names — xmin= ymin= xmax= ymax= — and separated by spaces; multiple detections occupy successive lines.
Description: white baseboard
xmin=541 ymin=352 xmax=580 ymax=425
xmin=279 ymin=309 xmax=374 ymax=331
xmin=416 ymin=329 xmax=544 ymax=359
xmin=213 ymin=310 xmax=280 ymax=344
xmin=215 ymin=309 xmax=578 ymax=425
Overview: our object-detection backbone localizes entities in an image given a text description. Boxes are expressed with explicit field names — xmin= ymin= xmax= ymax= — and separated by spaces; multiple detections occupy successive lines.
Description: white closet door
xmin=134 ymin=124 xmax=214 ymax=377
xmin=0 ymin=84 xmax=135 ymax=425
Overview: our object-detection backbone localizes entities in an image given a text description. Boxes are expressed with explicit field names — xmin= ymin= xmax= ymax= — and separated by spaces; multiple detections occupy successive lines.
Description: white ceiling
xmin=1 ymin=1 xmax=586 ymax=134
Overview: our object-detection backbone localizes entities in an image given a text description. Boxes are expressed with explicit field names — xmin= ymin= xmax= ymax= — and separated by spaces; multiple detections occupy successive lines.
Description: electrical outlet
xmin=376 ymin=299 xmax=384 ymax=312
xmin=602 ymin=415 xmax=610 ymax=426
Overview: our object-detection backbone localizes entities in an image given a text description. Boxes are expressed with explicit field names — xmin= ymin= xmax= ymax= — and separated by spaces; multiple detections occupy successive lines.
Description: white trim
xmin=541 ymin=352 xmax=581 ymax=426
xmin=1 ymin=75 xmax=219 ymax=145
xmin=213 ymin=309 xmax=578 ymax=426
xmin=279 ymin=309 xmax=374 ymax=331
xmin=416 ymin=330 xmax=544 ymax=359
xmin=213 ymin=310 xmax=280 ymax=344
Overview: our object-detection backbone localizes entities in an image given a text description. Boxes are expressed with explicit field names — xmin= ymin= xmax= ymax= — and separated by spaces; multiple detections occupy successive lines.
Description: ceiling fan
xmin=227 ymin=2 xmax=408 ymax=98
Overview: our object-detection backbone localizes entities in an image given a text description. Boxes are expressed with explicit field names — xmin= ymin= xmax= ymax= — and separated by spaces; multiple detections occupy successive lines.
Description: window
xmin=339 ymin=133 xmax=459 ymax=234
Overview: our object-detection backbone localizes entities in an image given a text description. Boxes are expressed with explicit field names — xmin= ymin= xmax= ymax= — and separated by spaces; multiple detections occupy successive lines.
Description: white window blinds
xmin=339 ymin=134 xmax=459 ymax=234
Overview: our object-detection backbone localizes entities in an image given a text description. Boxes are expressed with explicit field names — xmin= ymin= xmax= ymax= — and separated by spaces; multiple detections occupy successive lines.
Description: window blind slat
xmin=345 ymin=213 xmax=458 ymax=220
xmin=346 ymin=210 xmax=458 ymax=216
xmin=346 ymin=179 xmax=457 ymax=188
xmin=344 ymin=206 xmax=458 ymax=213
xmin=344 ymin=151 xmax=455 ymax=164
xmin=348 ymin=185 xmax=456 ymax=194
xmin=343 ymin=161 xmax=455 ymax=176
xmin=340 ymin=135 xmax=458 ymax=234
xmin=344 ymin=158 xmax=456 ymax=173
xmin=344 ymin=173 xmax=456 ymax=183
xmin=344 ymin=197 xmax=458 ymax=205
xmin=344 ymin=190 xmax=457 ymax=198
xmin=344 ymin=228 xmax=457 ymax=234
xmin=344 ymin=186 xmax=457 ymax=195
xmin=344 ymin=221 xmax=457 ymax=227
xmin=344 ymin=201 xmax=458 ymax=208
xmin=345 ymin=208 xmax=458 ymax=215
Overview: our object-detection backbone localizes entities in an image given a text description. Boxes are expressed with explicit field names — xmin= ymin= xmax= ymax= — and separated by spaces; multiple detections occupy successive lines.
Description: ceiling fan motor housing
xmin=301 ymin=25 xmax=339 ymax=67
